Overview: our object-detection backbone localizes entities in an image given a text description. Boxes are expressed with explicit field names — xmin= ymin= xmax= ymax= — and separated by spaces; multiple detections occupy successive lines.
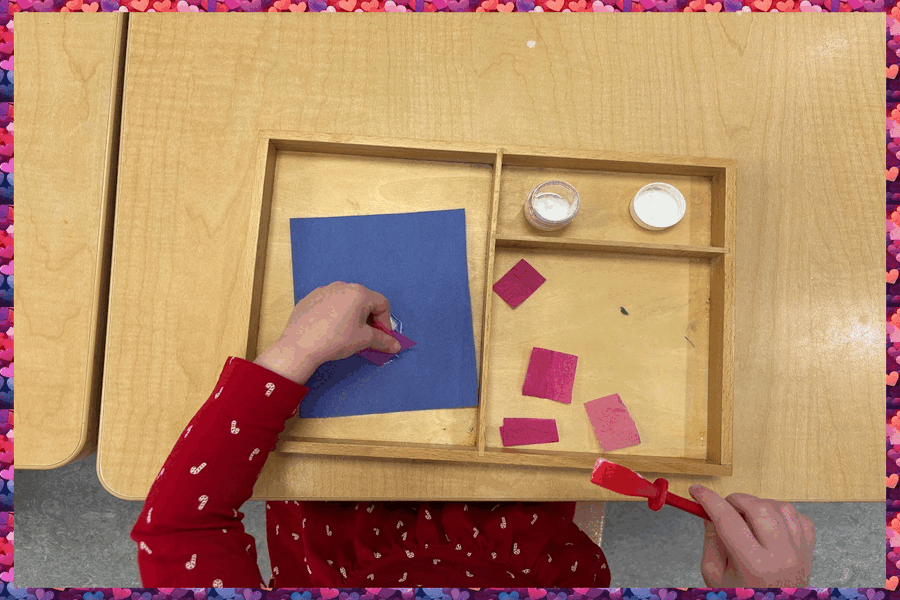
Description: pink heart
xmin=846 ymin=0 xmax=862 ymax=6
xmin=639 ymin=0 xmax=654 ymax=6
xmin=224 ymin=0 xmax=240 ymax=6
xmin=529 ymin=591 xmax=548 ymax=600
xmin=0 ymin=159 xmax=12 ymax=174
xmin=0 ymin=57 xmax=12 ymax=71
xmin=321 ymin=591 xmax=340 ymax=600
xmin=0 ymin=466 xmax=10 ymax=479
xmin=735 ymin=591 xmax=754 ymax=600
xmin=0 ymin=260 xmax=12 ymax=276
xmin=17 ymin=0 xmax=33 ymax=8
xmin=0 ymin=567 xmax=11 ymax=582
xmin=384 ymin=0 xmax=407 ymax=8
xmin=1 ymin=364 xmax=13 ymax=378
xmin=113 ymin=591 xmax=132 ymax=600
xmin=431 ymin=0 xmax=449 ymax=7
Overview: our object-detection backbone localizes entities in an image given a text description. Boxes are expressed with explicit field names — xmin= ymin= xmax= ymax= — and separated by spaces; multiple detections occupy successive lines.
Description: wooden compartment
xmin=250 ymin=132 xmax=735 ymax=476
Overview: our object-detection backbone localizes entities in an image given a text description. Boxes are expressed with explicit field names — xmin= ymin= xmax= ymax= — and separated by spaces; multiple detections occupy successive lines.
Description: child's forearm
xmin=129 ymin=356 xmax=309 ymax=587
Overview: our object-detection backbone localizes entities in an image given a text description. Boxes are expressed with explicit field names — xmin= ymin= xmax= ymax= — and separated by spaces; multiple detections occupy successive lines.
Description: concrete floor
xmin=15 ymin=454 xmax=883 ymax=588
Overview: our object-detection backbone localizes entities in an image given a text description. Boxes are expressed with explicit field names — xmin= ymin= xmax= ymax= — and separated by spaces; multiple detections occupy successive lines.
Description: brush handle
xmin=664 ymin=490 xmax=710 ymax=521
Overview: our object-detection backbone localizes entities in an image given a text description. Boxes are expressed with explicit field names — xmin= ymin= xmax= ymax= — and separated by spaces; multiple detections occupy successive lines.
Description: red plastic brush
xmin=590 ymin=458 xmax=711 ymax=521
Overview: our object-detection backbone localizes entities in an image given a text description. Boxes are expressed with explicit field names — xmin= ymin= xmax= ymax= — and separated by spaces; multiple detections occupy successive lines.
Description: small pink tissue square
xmin=358 ymin=331 xmax=417 ymax=366
xmin=493 ymin=259 xmax=546 ymax=308
xmin=584 ymin=393 xmax=641 ymax=452
xmin=499 ymin=418 xmax=559 ymax=447
xmin=522 ymin=347 xmax=578 ymax=404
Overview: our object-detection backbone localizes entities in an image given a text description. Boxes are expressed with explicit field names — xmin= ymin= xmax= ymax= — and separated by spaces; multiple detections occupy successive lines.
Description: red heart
xmin=289 ymin=1 xmax=307 ymax=8
xmin=734 ymin=591 xmax=754 ymax=600
xmin=131 ymin=0 xmax=149 ymax=9
xmin=890 ymin=269 xmax=899 ymax=284
xmin=497 ymin=1 xmax=514 ymax=8
xmin=889 ymin=577 xmax=900 ymax=591
xmin=568 ymin=0 xmax=586 ymax=9
xmin=275 ymin=0 xmax=291 ymax=8
xmin=888 ymin=371 xmax=899 ymax=386
xmin=890 ymin=167 xmax=899 ymax=182
xmin=361 ymin=0 xmax=379 ymax=7
xmin=65 ymin=0 xmax=83 ymax=9
xmin=688 ymin=0 xmax=704 ymax=8
xmin=320 ymin=591 xmax=339 ymax=600
xmin=82 ymin=1 xmax=99 ymax=9
xmin=338 ymin=0 xmax=355 ymax=8
xmin=545 ymin=0 xmax=564 ymax=9
xmin=704 ymin=1 xmax=720 ymax=9
xmin=481 ymin=0 xmax=497 ymax=8
xmin=752 ymin=0 xmax=770 ymax=8
xmin=775 ymin=0 xmax=792 ymax=9
xmin=889 ymin=474 xmax=899 ymax=489
xmin=890 ymin=65 xmax=900 ymax=80
xmin=153 ymin=0 xmax=172 ymax=9
xmin=528 ymin=591 xmax=548 ymax=600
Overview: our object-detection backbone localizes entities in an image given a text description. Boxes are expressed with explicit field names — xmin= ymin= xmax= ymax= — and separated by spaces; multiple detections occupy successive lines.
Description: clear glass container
xmin=524 ymin=180 xmax=580 ymax=231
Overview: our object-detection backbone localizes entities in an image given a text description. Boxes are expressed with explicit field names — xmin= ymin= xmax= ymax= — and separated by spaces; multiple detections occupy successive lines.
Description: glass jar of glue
xmin=524 ymin=180 xmax=580 ymax=231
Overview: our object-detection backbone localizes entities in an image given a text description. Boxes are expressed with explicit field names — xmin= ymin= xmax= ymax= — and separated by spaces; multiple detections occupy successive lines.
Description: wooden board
xmin=252 ymin=132 xmax=734 ymax=475
xmin=102 ymin=14 xmax=884 ymax=501
xmin=16 ymin=14 xmax=126 ymax=469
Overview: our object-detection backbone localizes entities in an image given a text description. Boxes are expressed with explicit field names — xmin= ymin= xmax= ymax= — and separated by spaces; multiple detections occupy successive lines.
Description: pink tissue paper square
xmin=358 ymin=331 xmax=417 ymax=366
xmin=584 ymin=393 xmax=641 ymax=452
xmin=499 ymin=417 xmax=559 ymax=447
xmin=493 ymin=259 xmax=546 ymax=308
xmin=522 ymin=347 xmax=578 ymax=404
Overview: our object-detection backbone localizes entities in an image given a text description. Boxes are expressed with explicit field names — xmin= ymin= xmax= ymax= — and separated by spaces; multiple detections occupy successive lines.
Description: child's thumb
xmin=370 ymin=331 xmax=402 ymax=354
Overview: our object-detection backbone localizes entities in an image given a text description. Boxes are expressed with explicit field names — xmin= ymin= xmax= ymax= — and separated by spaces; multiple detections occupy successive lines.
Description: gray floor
xmin=16 ymin=454 xmax=883 ymax=588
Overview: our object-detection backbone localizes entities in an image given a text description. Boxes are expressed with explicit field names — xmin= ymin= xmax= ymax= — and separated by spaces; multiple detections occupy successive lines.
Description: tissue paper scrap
xmin=499 ymin=417 xmax=559 ymax=447
xmin=584 ymin=393 xmax=641 ymax=452
xmin=522 ymin=347 xmax=578 ymax=404
xmin=493 ymin=259 xmax=546 ymax=308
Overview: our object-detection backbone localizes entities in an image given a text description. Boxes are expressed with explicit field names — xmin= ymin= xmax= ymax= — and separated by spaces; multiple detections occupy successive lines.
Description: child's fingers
xmin=368 ymin=330 xmax=402 ymax=354
xmin=360 ymin=287 xmax=392 ymax=330
xmin=690 ymin=486 xmax=761 ymax=559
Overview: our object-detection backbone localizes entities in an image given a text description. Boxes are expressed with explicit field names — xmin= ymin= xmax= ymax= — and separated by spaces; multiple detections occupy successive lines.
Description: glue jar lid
xmin=630 ymin=183 xmax=686 ymax=230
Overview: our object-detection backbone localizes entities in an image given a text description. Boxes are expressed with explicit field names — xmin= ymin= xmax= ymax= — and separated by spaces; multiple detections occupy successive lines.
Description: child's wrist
xmin=252 ymin=341 xmax=320 ymax=386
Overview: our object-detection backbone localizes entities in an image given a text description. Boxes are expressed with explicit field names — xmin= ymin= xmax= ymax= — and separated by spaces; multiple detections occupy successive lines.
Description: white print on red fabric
xmin=198 ymin=495 xmax=209 ymax=510
xmin=513 ymin=542 xmax=520 ymax=554
xmin=184 ymin=425 xmax=193 ymax=438
xmin=275 ymin=525 xmax=279 ymax=535
xmin=215 ymin=387 xmax=223 ymax=399
xmin=185 ymin=554 xmax=197 ymax=570
xmin=230 ymin=420 xmax=240 ymax=434
xmin=190 ymin=463 xmax=207 ymax=474
xmin=265 ymin=383 xmax=275 ymax=397
xmin=213 ymin=579 xmax=223 ymax=588
xmin=500 ymin=517 xmax=507 ymax=529
xmin=532 ymin=514 xmax=538 ymax=524
xmin=292 ymin=533 xmax=299 ymax=540
xmin=249 ymin=448 xmax=260 ymax=460
xmin=326 ymin=525 xmax=332 ymax=536
xmin=146 ymin=508 xmax=152 ymax=523
xmin=572 ymin=561 xmax=578 ymax=571
xmin=139 ymin=541 xmax=152 ymax=554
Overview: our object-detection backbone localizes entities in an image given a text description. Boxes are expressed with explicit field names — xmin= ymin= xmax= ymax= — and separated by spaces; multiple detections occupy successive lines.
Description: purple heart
xmin=431 ymin=0 xmax=449 ymax=7
xmin=33 ymin=0 xmax=56 ymax=9
xmin=100 ymin=0 xmax=119 ymax=9
xmin=656 ymin=0 xmax=676 ymax=8
xmin=622 ymin=0 xmax=631 ymax=9
xmin=448 ymin=0 xmax=467 ymax=9
xmin=207 ymin=0 xmax=217 ymax=9
xmin=639 ymin=0 xmax=654 ymax=7
xmin=863 ymin=0 xmax=882 ymax=8
xmin=240 ymin=0 xmax=262 ymax=8
xmin=308 ymin=0 xmax=327 ymax=8
xmin=723 ymin=0 xmax=740 ymax=9
xmin=829 ymin=0 xmax=837 ymax=9
xmin=516 ymin=0 xmax=534 ymax=8
xmin=224 ymin=0 xmax=241 ymax=7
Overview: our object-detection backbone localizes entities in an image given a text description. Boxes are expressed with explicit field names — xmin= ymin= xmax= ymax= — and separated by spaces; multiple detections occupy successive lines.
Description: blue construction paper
xmin=289 ymin=208 xmax=479 ymax=418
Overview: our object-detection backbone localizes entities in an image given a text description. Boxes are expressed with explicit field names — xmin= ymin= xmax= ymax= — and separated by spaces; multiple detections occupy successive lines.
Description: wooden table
xmin=16 ymin=14 xmax=125 ymax=469
xmin=99 ymin=14 xmax=884 ymax=502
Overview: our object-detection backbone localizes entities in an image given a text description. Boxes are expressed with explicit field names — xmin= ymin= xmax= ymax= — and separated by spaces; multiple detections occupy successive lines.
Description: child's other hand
xmin=253 ymin=282 xmax=401 ymax=384
xmin=688 ymin=485 xmax=815 ymax=587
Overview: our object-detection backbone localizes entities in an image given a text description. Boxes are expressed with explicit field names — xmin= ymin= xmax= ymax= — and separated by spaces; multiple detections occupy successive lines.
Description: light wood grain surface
xmin=100 ymin=14 xmax=883 ymax=501
xmin=16 ymin=14 xmax=125 ymax=469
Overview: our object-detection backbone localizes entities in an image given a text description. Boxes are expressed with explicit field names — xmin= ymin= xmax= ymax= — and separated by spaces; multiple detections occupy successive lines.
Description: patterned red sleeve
xmin=129 ymin=356 xmax=309 ymax=588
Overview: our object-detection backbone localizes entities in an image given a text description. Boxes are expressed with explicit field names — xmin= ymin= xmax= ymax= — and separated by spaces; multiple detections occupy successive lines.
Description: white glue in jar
xmin=524 ymin=180 xmax=580 ymax=231
xmin=629 ymin=183 xmax=686 ymax=230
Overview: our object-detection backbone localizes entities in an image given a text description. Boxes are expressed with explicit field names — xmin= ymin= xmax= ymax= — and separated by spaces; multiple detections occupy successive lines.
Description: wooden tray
xmin=248 ymin=131 xmax=735 ymax=476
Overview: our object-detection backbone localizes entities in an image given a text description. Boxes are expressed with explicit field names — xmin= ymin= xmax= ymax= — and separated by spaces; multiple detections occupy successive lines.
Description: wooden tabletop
xmin=16 ymin=14 xmax=125 ymax=469
xmin=99 ymin=14 xmax=883 ymax=502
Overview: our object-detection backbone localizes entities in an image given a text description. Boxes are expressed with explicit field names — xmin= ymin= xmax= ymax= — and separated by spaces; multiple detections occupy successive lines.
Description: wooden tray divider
xmin=476 ymin=149 xmax=504 ymax=457
xmin=495 ymin=235 xmax=725 ymax=258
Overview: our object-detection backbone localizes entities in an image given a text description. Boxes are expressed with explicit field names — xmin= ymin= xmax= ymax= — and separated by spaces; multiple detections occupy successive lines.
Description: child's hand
xmin=688 ymin=485 xmax=815 ymax=587
xmin=252 ymin=282 xmax=401 ymax=384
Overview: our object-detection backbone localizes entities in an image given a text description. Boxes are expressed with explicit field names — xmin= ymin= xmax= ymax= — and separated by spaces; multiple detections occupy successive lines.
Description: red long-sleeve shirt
xmin=130 ymin=357 xmax=611 ymax=587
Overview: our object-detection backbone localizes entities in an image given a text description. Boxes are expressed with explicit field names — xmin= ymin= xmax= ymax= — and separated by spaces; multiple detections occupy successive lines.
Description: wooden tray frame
xmin=248 ymin=131 xmax=735 ymax=476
